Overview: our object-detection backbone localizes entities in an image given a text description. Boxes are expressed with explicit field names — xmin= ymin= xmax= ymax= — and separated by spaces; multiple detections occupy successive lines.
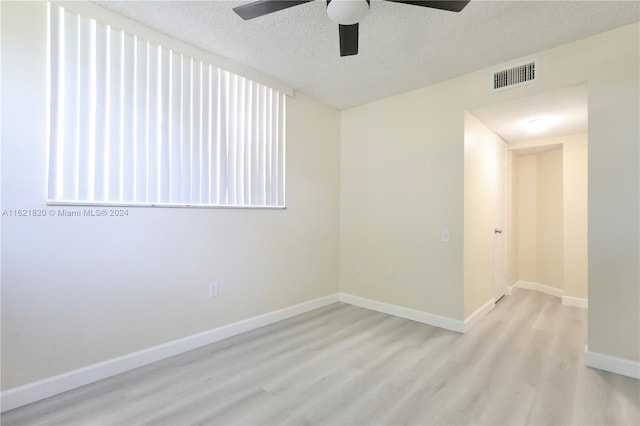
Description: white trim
xmin=535 ymin=283 xmax=564 ymax=298
xmin=512 ymin=281 xmax=589 ymax=308
xmin=562 ymin=295 xmax=588 ymax=309
xmin=338 ymin=293 xmax=465 ymax=333
xmin=516 ymin=280 xmax=538 ymax=290
xmin=464 ymin=298 xmax=496 ymax=332
xmin=585 ymin=347 xmax=640 ymax=380
xmin=0 ymin=293 xmax=340 ymax=413
xmin=516 ymin=280 xmax=564 ymax=298
xmin=2 ymin=289 xmax=595 ymax=413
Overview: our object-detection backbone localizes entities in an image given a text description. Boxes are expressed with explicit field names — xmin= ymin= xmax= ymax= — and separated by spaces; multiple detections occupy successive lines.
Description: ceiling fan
xmin=233 ymin=0 xmax=471 ymax=57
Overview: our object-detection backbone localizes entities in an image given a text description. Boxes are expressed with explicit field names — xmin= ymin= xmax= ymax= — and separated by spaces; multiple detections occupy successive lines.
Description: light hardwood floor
xmin=2 ymin=289 xmax=639 ymax=425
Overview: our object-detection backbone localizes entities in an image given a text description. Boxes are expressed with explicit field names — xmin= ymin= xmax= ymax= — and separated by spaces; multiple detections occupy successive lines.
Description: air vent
xmin=492 ymin=60 xmax=537 ymax=91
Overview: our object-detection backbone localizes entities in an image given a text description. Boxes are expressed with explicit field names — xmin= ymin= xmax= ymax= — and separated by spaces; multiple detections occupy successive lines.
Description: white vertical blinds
xmin=48 ymin=5 xmax=286 ymax=207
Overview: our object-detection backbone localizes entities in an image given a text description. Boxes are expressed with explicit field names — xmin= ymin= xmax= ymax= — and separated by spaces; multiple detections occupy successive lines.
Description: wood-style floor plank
xmin=2 ymin=289 xmax=639 ymax=425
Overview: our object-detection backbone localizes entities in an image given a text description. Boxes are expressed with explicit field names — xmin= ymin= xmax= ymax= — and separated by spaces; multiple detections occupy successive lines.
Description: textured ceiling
xmin=94 ymin=0 xmax=639 ymax=110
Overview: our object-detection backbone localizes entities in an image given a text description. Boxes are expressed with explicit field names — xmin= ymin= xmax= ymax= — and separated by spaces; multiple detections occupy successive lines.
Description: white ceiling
xmin=93 ymin=0 xmax=639 ymax=111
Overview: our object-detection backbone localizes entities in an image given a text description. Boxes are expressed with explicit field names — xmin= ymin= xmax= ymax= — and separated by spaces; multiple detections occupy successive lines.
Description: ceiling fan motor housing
xmin=326 ymin=0 xmax=371 ymax=25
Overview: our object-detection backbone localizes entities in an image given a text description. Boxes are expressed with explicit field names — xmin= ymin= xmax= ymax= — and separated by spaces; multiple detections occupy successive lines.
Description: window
xmin=48 ymin=4 xmax=286 ymax=208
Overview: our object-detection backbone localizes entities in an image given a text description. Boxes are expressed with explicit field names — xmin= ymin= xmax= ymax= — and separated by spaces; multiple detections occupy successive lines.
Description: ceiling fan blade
xmin=339 ymin=24 xmax=359 ymax=57
xmin=233 ymin=0 xmax=314 ymax=20
xmin=383 ymin=0 xmax=470 ymax=13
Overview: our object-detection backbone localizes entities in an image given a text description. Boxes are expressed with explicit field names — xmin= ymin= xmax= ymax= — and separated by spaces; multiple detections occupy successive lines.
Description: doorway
xmin=464 ymin=83 xmax=589 ymax=316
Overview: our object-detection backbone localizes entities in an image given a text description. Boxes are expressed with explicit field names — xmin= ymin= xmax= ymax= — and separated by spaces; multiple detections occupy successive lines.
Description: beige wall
xmin=563 ymin=135 xmax=588 ymax=299
xmin=508 ymin=151 xmax=519 ymax=286
xmin=1 ymin=1 xmax=341 ymax=390
xmin=587 ymin=45 xmax=639 ymax=360
xmin=339 ymin=80 xmax=465 ymax=320
xmin=1 ymin=2 xmax=637 ymax=394
xmin=340 ymin=23 xmax=638 ymax=361
xmin=516 ymin=154 xmax=539 ymax=282
xmin=510 ymin=134 xmax=587 ymax=298
xmin=463 ymin=112 xmax=504 ymax=317
xmin=537 ymin=148 xmax=564 ymax=289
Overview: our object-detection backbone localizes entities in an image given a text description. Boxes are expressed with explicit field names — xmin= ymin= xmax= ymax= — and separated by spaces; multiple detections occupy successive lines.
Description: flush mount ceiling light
xmin=327 ymin=0 xmax=370 ymax=25
xmin=526 ymin=117 xmax=553 ymax=133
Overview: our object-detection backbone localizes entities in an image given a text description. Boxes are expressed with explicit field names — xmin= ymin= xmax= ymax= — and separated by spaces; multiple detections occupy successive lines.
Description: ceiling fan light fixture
xmin=327 ymin=0 xmax=370 ymax=25
xmin=233 ymin=0 xmax=470 ymax=57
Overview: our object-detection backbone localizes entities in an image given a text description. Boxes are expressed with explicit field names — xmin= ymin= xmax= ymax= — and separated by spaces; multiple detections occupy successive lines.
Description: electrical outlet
xmin=387 ymin=269 xmax=394 ymax=280
xmin=208 ymin=282 xmax=218 ymax=298
xmin=441 ymin=228 xmax=450 ymax=243
xmin=354 ymin=262 xmax=361 ymax=273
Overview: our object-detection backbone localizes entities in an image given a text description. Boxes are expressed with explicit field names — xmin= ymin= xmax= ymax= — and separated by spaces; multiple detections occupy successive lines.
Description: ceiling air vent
xmin=492 ymin=60 xmax=537 ymax=91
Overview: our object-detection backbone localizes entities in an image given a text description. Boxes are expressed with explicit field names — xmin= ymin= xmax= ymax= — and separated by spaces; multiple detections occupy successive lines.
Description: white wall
xmin=0 ymin=1 xmax=341 ymax=390
xmin=340 ymin=23 xmax=639 ymax=362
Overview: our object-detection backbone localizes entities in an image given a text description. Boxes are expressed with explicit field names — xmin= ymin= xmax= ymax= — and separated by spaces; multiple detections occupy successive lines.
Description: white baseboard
xmin=338 ymin=293 xmax=465 ymax=333
xmin=585 ymin=347 xmax=640 ymax=379
xmin=562 ymin=295 xmax=588 ymax=309
xmin=515 ymin=280 xmax=588 ymax=308
xmin=517 ymin=280 xmax=563 ymax=298
xmin=464 ymin=298 xmax=495 ymax=332
xmin=0 ymin=293 xmax=340 ymax=413
xmin=1 ymin=288 xmax=594 ymax=413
